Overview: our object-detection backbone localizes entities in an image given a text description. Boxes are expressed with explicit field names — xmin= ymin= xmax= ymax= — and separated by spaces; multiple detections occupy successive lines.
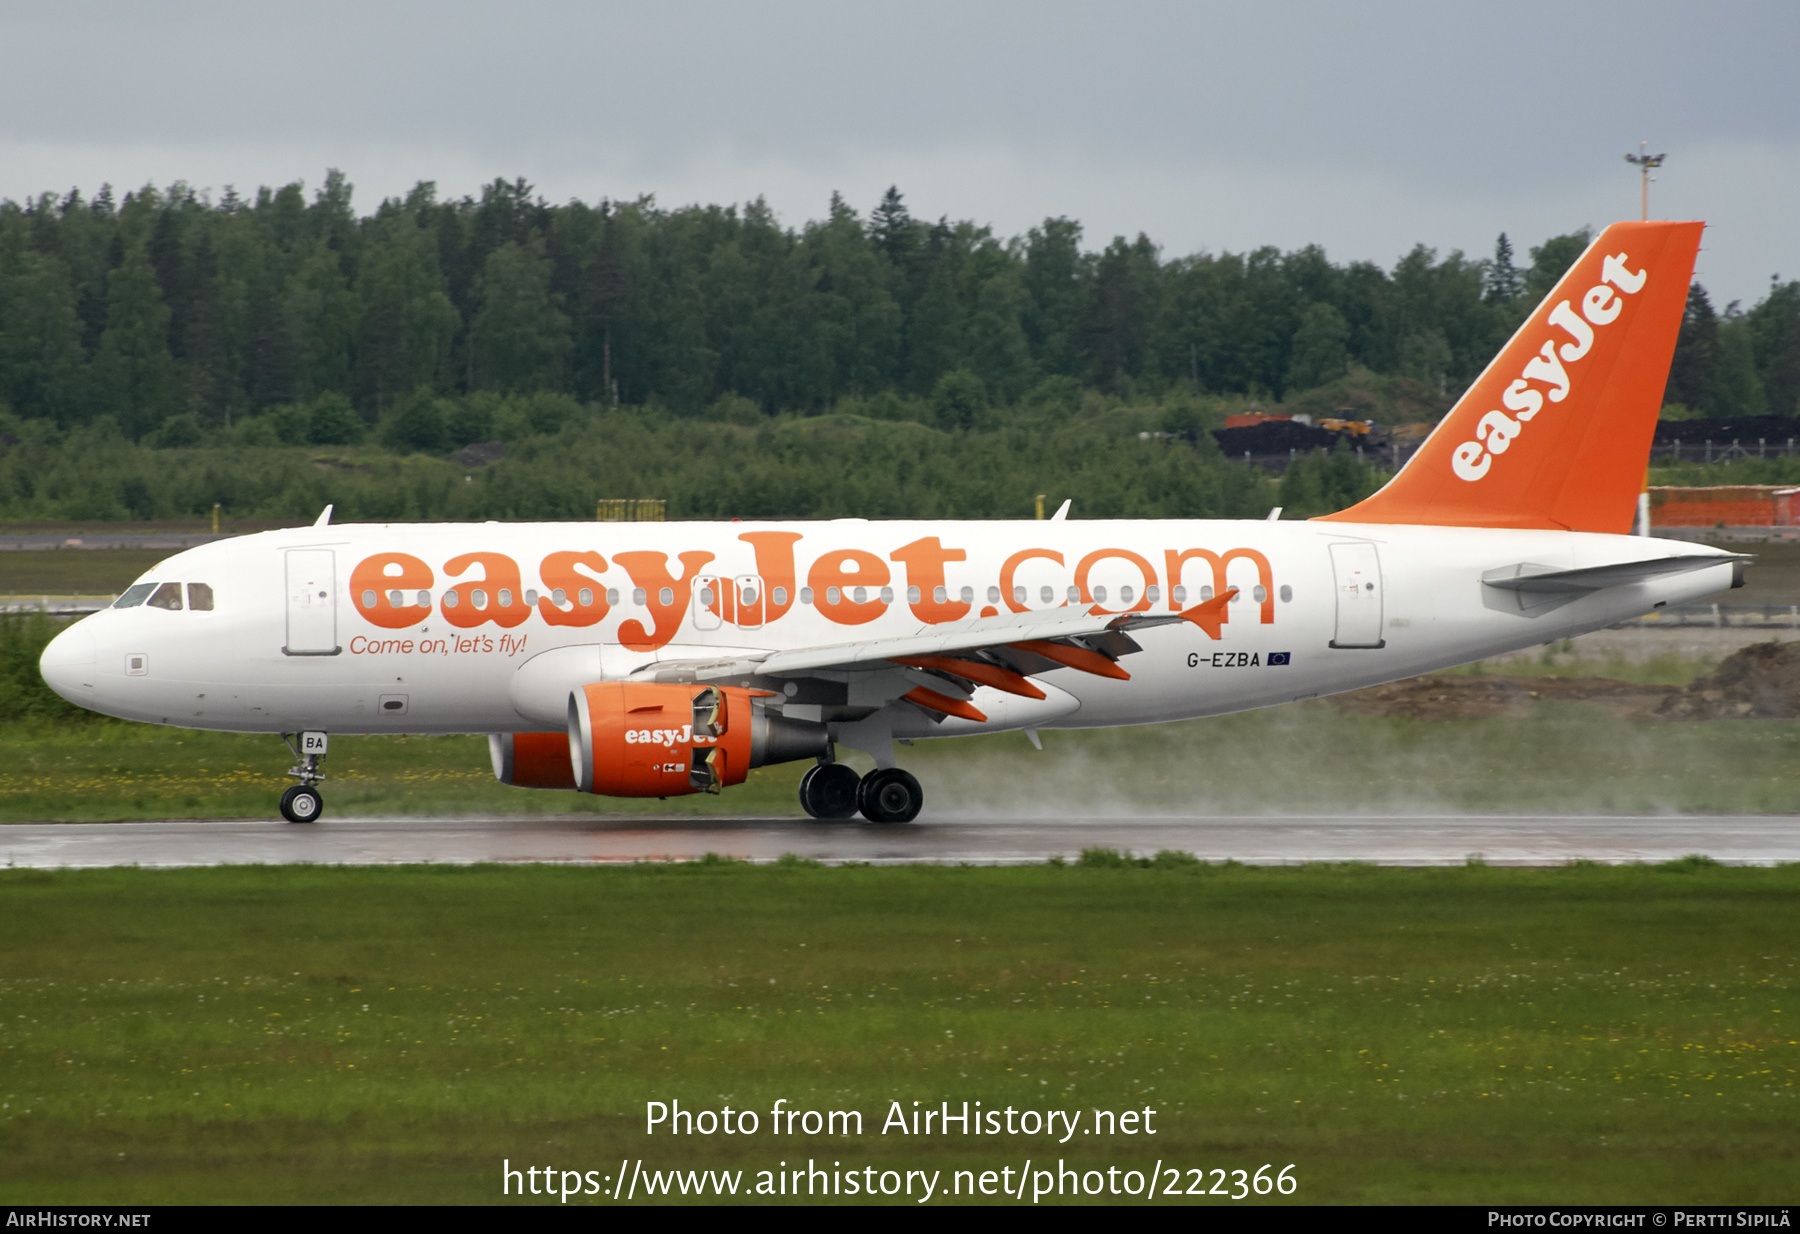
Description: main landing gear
xmin=279 ymin=731 xmax=328 ymax=824
xmin=799 ymin=758 xmax=923 ymax=824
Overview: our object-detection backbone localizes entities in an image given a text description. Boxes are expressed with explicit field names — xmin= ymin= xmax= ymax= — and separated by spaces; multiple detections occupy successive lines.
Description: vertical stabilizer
xmin=1317 ymin=220 xmax=1702 ymax=533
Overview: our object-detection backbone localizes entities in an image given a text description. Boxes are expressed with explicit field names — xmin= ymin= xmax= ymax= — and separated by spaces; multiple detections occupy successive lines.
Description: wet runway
xmin=1 ymin=813 xmax=1796 ymax=868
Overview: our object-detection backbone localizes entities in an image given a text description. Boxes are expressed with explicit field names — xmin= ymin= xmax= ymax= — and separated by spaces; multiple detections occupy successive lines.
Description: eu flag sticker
xmin=1267 ymin=652 xmax=1292 ymax=666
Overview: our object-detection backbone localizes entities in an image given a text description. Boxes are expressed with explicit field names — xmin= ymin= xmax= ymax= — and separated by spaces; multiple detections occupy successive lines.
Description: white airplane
xmin=39 ymin=220 xmax=1739 ymax=824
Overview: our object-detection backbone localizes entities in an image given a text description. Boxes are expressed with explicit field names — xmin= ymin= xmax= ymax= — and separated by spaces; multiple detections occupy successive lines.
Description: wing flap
xmin=690 ymin=605 xmax=1130 ymax=680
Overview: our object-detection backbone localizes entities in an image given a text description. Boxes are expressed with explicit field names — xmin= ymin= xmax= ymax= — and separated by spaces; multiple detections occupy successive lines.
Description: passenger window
xmin=114 ymin=583 xmax=156 ymax=609
xmin=147 ymin=582 xmax=184 ymax=611
xmin=188 ymin=583 xmax=215 ymax=611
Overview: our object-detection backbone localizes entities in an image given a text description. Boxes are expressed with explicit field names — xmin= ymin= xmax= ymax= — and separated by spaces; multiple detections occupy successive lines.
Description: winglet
xmin=313 ymin=504 xmax=334 ymax=528
xmin=1177 ymin=588 xmax=1237 ymax=640
xmin=1050 ymin=499 xmax=1071 ymax=521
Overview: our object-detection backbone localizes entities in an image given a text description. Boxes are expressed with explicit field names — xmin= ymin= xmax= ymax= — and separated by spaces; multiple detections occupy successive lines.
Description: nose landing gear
xmin=279 ymin=731 xmax=328 ymax=824
xmin=797 ymin=754 xmax=923 ymax=824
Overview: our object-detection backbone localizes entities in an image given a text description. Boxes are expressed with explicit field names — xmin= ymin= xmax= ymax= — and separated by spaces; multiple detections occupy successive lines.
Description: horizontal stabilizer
xmin=1481 ymin=554 xmax=1745 ymax=595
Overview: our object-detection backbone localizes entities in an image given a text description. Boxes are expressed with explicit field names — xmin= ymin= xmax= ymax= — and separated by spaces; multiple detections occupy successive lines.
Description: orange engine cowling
xmin=567 ymin=682 xmax=827 ymax=797
xmin=489 ymin=731 xmax=578 ymax=790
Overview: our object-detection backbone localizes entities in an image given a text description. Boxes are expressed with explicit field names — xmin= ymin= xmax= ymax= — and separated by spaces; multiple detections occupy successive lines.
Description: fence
xmin=595 ymin=498 xmax=666 ymax=522
xmin=1649 ymin=439 xmax=1800 ymax=464
xmin=1620 ymin=604 xmax=1800 ymax=629
xmin=1228 ymin=438 xmax=1800 ymax=476
xmin=0 ymin=596 xmax=116 ymax=614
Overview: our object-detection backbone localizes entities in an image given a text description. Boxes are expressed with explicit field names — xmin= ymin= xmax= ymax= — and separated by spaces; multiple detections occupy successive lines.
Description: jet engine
xmin=489 ymin=731 xmax=578 ymax=790
xmin=566 ymin=682 xmax=828 ymax=797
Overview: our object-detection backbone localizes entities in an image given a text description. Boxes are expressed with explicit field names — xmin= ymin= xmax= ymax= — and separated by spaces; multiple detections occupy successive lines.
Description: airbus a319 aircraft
xmin=39 ymin=220 xmax=1739 ymax=824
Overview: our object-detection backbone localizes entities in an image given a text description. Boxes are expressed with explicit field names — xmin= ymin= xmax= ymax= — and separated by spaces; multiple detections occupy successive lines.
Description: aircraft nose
xmin=38 ymin=621 xmax=96 ymax=704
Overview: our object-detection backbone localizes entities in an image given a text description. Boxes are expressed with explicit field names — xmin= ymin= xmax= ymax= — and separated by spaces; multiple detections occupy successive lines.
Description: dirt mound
xmin=1656 ymin=641 xmax=1800 ymax=719
xmin=1331 ymin=675 xmax=1678 ymax=721
xmin=1213 ymin=420 xmax=1345 ymax=455
xmin=1330 ymin=641 xmax=1800 ymax=721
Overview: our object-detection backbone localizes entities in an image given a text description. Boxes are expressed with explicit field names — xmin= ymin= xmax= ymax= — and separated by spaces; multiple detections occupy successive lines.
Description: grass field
xmin=0 ymin=549 xmax=168 ymax=596
xmin=6 ymin=695 xmax=1800 ymax=823
xmin=0 ymin=861 xmax=1793 ymax=1205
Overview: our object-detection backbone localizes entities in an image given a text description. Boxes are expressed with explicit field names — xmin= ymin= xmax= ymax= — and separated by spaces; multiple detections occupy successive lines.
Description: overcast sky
xmin=2 ymin=1 xmax=1794 ymax=306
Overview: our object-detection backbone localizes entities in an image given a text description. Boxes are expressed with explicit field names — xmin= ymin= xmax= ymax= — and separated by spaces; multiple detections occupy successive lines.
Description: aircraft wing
xmin=687 ymin=603 xmax=1174 ymax=678
xmin=636 ymin=591 xmax=1239 ymax=720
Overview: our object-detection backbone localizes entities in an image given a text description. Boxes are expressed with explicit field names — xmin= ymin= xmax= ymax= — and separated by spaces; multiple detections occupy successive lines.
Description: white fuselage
xmin=39 ymin=519 xmax=1735 ymax=740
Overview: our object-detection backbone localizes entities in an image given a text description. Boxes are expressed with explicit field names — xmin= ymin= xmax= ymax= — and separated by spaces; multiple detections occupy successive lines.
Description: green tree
xmin=800 ymin=192 xmax=902 ymax=402
xmin=1278 ymin=440 xmax=1381 ymax=517
xmin=1747 ymin=280 xmax=1800 ymax=418
xmin=968 ymin=269 xmax=1032 ymax=402
xmin=1398 ymin=328 xmax=1452 ymax=392
xmin=868 ymin=186 xmax=919 ymax=265
xmin=1664 ymin=283 xmax=1720 ymax=414
xmin=92 ymin=239 xmax=179 ymax=438
xmin=471 ymin=237 xmax=571 ymax=393
xmin=930 ymin=368 xmax=989 ymax=430
xmin=904 ymin=225 xmax=969 ymax=394
xmin=1284 ymin=302 xmax=1351 ymax=391
xmin=380 ymin=387 xmax=449 ymax=453
xmin=1082 ymin=235 xmax=1157 ymax=390
xmin=1485 ymin=232 xmax=1523 ymax=304
xmin=582 ymin=203 xmax=631 ymax=403
xmin=355 ymin=218 xmax=460 ymax=413
xmin=288 ymin=239 xmax=360 ymax=402
xmin=1526 ymin=229 xmax=1592 ymax=301
xmin=1712 ymin=309 xmax=1766 ymax=419
xmin=0 ymin=249 xmax=87 ymax=423
xmin=306 ymin=392 xmax=364 ymax=444
xmin=1022 ymin=217 xmax=1085 ymax=378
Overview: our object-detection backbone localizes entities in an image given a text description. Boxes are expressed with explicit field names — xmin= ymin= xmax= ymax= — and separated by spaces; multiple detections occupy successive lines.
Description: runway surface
xmin=2 ymin=813 xmax=1796 ymax=868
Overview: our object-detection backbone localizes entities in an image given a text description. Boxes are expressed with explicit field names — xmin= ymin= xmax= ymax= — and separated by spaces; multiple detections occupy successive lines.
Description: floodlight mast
xmin=1624 ymin=141 xmax=1666 ymax=221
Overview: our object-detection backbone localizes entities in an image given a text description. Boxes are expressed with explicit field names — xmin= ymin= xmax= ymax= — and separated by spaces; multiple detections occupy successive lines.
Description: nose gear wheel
xmin=279 ymin=784 xmax=323 ymax=824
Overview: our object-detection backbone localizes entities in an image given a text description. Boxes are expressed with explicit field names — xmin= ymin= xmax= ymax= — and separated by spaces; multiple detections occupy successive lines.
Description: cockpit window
xmin=187 ymin=583 xmax=214 ymax=611
xmin=147 ymin=582 xmax=184 ymax=611
xmin=114 ymin=583 xmax=156 ymax=608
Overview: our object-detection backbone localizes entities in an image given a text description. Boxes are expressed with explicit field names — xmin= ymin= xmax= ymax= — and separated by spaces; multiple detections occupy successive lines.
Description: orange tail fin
xmin=1317 ymin=220 xmax=1702 ymax=533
